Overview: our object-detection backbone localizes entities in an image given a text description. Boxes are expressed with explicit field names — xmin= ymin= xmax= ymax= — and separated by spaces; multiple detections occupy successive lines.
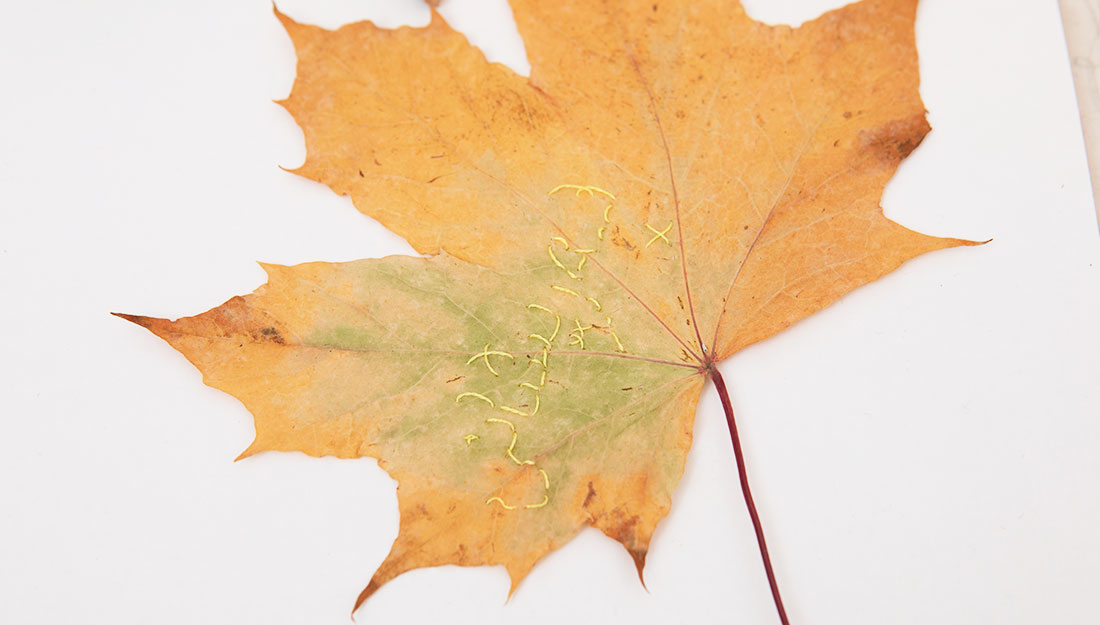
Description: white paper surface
xmin=1 ymin=1 xmax=1098 ymax=624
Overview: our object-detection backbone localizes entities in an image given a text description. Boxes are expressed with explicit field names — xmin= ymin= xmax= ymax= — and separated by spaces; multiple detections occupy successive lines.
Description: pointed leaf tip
xmin=505 ymin=569 xmax=527 ymax=602
xmin=352 ymin=579 xmax=381 ymax=616
xmin=272 ymin=4 xmax=315 ymax=45
xmin=425 ymin=6 xmax=456 ymax=35
xmin=112 ymin=312 xmax=150 ymax=327
xmin=234 ymin=440 xmax=263 ymax=462
xmin=272 ymin=3 xmax=291 ymax=26
xmin=631 ymin=549 xmax=649 ymax=591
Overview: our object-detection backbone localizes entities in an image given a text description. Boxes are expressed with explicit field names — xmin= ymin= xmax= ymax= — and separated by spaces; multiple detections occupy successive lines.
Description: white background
xmin=2 ymin=1 xmax=1098 ymax=623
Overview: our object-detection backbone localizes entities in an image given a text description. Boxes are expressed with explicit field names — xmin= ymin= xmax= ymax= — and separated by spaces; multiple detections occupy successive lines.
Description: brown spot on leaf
xmin=582 ymin=481 xmax=597 ymax=508
xmin=259 ymin=326 xmax=285 ymax=344
xmin=610 ymin=226 xmax=636 ymax=252
xmin=598 ymin=507 xmax=647 ymax=582
xmin=859 ymin=114 xmax=930 ymax=165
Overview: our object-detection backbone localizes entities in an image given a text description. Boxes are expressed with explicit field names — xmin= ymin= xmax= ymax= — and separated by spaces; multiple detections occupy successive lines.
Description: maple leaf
xmin=117 ymin=0 xmax=978 ymax=619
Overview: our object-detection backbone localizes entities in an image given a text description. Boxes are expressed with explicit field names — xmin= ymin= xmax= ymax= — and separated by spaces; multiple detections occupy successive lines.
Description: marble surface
xmin=1060 ymin=0 xmax=1100 ymax=226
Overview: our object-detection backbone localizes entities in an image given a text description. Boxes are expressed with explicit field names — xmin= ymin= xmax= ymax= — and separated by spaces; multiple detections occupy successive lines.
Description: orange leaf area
xmin=119 ymin=0 xmax=977 ymax=613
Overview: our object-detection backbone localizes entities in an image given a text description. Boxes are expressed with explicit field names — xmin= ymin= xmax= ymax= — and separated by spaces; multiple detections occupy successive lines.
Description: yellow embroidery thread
xmin=551 ymin=285 xmax=580 ymax=298
xmin=507 ymin=433 xmax=534 ymax=465
xmin=525 ymin=495 xmax=549 ymax=509
xmin=645 ymin=221 xmax=673 ymax=247
xmin=527 ymin=304 xmax=561 ymax=342
xmin=606 ymin=316 xmax=627 ymax=353
xmin=528 ymin=333 xmax=552 ymax=348
xmin=466 ymin=344 xmax=514 ymax=376
xmin=476 ymin=191 xmax=635 ymax=512
xmin=547 ymin=245 xmax=568 ymax=272
xmin=568 ymin=319 xmax=591 ymax=349
xmin=456 ymin=392 xmax=495 ymax=407
xmin=548 ymin=184 xmax=616 ymax=200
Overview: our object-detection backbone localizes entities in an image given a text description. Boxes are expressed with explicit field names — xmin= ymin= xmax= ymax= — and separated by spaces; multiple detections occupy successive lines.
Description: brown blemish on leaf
xmin=605 ymin=511 xmax=648 ymax=583
xmin=583 ymin=481 xmax=597 ymax=508
xmin=859 ymin=114 xmax=931 ymax=165
xmin=113 ymin=296 xmax=289 ymax=346
xmin=576 ymin=473 xmax=663 ymax=586
xmin=610 ymin=225 xmax=636 ymax=252
xmin=258 ymin=326 xmax=285 ymax=344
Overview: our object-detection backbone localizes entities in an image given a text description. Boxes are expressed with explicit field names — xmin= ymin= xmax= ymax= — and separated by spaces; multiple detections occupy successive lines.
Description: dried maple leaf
xmin=117 ymin=0 xmax=977 ymax=620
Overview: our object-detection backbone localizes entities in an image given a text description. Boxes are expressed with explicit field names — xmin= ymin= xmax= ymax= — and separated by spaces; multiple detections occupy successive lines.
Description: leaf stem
xmin=709 ymin=365 xmax=790 ymax=625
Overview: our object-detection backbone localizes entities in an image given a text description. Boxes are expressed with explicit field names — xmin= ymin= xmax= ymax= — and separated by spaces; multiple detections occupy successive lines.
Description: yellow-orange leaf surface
xmin=119 ymin=0 xmax=975 ymax=612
